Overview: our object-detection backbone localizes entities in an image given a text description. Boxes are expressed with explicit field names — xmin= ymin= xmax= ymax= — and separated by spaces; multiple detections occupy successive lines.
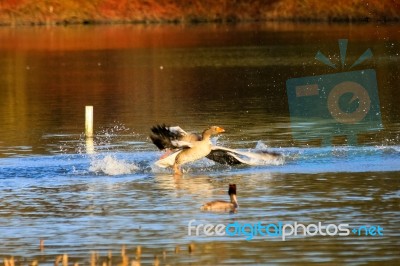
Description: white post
xmin=85 ymin=106 xmax=94 ymax=154
xmin=85 ymin=137 xmax=95 ymax=154
xmin=85 ymin=106 xmax=93 ymax=138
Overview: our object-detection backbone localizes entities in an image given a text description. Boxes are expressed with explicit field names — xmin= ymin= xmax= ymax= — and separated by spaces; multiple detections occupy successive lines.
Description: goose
xmin=150 ymin=124 xmax=283 ymax=174
xmin=150 ymin=125 xmax=225 ymax=175
xmin=201 ymin=184 xmax=238 ymax=212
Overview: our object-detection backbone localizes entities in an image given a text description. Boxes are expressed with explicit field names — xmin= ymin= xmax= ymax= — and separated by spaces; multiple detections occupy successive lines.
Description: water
xmin=0 ymin=23 xmax=399 ymax=265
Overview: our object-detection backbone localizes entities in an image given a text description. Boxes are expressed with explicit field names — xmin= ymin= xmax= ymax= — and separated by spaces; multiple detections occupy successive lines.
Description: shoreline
xmin=0 ymin=0 xmax=399 ymax=27
xmin=1 ymin=17 xmax=399 ymax=28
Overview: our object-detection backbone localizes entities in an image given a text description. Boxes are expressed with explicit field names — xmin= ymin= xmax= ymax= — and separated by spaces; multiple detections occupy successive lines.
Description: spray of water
xmin=89 ymin=154 xmax=139 ymax=176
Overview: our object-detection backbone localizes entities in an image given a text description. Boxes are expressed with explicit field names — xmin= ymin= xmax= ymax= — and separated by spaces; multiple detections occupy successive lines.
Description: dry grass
xmin=267 ymin=0 xmax=400 ymax=22
xmin=0 ymin=0 xmax=398 ymax=25
xmin=0 ymin=0 xmax=278 ymax=25
xmin=0 ymin=243 xmax=197 ymax=266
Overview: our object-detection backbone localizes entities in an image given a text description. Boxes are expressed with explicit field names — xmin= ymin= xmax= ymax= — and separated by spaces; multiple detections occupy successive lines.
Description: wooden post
xmin=85 ymin=106 xmax=95 ymax=154
xmin=86 ymin=137 xmax=95 ymax=154
xmin=85 ymin=106 xmax=93 ymax=138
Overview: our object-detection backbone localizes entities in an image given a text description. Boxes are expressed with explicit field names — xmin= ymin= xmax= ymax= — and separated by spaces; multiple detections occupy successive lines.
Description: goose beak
xmin=216 ymin=127 xmax=225 ymax=133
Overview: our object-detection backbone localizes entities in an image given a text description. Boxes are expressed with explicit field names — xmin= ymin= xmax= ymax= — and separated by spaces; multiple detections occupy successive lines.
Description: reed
xmin=107 ymin=251 xmax=112 ymax=266
xmin=90 ymin=252 xmax=97 ymax=266
xmin=39 ymin=239 xmax=45 ymax=252
xmin=130 ymin=260 xmax=140 ymax=266
xmin=174 ymin=245 xmax=180 ymax=254
xmin=2 ymin=244 xmax=158 ymax=266
xmin=153 ymin=255 xmax=159 ymax=266
xmin=3 ymin=257 xmax=15 ymax=266
xmin=188 ymin=243 xmax=195 ymax=254
xmin=54 ymin=255 xmax=62 ymax=266
xmin=135 ymin=246 xmax=141 ymax=261
xmin=62 ymin=254 xmax=68 ymax=266
xmin=1 ymin=243 xmax=204 ymax=266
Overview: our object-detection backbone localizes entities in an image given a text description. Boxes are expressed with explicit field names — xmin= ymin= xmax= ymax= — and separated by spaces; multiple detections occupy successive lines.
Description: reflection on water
xmin=0 ymin=23 xmax=399 ymax=265
xmin=0 ymin=166 xmax=399 ymax=265
xmin=0 ymin=23 xmax=399 ymax=156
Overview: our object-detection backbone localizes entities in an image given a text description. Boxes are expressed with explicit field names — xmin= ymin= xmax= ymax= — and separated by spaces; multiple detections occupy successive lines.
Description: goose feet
xmin=173 ymin=164 xmax=183 ymax=176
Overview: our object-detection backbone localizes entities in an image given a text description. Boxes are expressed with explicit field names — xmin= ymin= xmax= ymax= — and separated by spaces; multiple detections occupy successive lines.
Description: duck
xmin=150 ymin=124 xmax=284 ymax=173
xmin=200 ymin=184 xmax=238 ymax=212
xmin=150 ymin=124 xmax=225 ymax=175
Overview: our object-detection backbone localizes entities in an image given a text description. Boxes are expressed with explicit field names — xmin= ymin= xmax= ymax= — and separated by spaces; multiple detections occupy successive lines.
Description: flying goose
xmin=150 ymin=124 xmax=283 ymax=174
xmin=150 ymin=125 xmax=225 ymax=175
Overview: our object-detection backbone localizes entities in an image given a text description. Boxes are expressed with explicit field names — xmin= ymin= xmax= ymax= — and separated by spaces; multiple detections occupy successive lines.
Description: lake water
xmin=0 ymin=23 xmax=399 ymax=265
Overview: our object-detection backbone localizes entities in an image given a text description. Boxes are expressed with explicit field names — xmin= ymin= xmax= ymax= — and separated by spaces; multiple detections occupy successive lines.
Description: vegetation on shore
xmin=2 ymin=243 xmax=197 ymax=266
xmin=0 ymin=0 xmax=399 ymax=26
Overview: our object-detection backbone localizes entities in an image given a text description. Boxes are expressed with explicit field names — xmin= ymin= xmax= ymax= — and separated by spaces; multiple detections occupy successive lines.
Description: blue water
xmin=0 ymin=140 xmax=399 ymax=265
xmin=1 ymin=143 xmax=399 ymax=178
xmin=0 ymin=23 xmax=399 ymax=265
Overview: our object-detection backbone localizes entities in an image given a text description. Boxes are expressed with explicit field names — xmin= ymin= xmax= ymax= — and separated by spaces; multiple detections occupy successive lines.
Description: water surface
xmin=0 ymin=23 xmax=399 ymax=265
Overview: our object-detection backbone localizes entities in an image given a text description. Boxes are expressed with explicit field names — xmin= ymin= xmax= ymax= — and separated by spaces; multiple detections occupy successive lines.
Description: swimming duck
xmin=201 ymin=184 xmax=238 ymax=212
xmin=150 ymin=125 xmax=225 ymax=175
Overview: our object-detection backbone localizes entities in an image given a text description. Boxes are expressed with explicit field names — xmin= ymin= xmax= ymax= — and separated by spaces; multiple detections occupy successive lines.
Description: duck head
xmin=228 ymin=184 xmax=238 ymax=208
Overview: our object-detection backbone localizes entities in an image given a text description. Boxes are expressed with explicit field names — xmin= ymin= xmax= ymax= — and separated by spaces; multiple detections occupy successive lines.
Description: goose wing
xmin=150 ymin=124 xmax=201 ymax=150
xmin=206 ymin=147 xmax=243 ymax=165
xmin=207 ymin=146 xmax=283 ymax=166
xmin=154 ymin=145 xmax=283 ymax=168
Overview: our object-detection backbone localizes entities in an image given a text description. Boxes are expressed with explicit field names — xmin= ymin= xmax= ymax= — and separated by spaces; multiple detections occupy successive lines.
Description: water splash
xmin=255 ymin=140 xmax=269 ymax=150
xmin=89 ymin=155 xmax=139 ymax=176
xmin=72 ymin=122 xmax=136 ymax=155
xmin=232 ymin=141 xmax=286 ymax=166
